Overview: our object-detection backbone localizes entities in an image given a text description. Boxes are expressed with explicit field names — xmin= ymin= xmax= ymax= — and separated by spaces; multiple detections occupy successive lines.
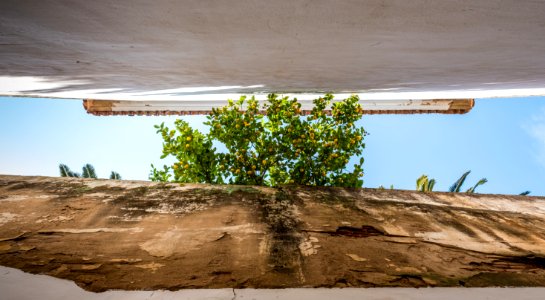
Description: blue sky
xmin=1 ymin=96 xmax=544 ymax=195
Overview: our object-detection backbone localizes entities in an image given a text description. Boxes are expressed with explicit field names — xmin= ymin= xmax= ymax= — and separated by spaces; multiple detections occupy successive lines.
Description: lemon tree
xmin=150 ymin=94 xmax=366 ymax=187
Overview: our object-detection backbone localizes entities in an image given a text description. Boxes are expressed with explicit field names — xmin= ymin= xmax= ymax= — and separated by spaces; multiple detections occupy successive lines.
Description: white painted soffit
xmin=2 ymin=76 xmax=545 ymax=101
xmin=1 ymin=0 xmax=545 ymax=104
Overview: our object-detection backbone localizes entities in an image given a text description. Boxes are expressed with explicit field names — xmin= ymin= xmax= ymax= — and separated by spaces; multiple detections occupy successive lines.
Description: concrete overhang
xmin=1 ymin=1 xmax=545 ymax=114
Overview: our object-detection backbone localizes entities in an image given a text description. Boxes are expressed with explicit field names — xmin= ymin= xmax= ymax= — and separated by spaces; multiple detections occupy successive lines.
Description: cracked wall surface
xmin=1 ymin=175 xmax=545 ymax=291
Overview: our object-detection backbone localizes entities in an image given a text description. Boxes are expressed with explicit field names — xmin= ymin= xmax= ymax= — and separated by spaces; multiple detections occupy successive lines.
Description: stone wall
xmin=1 ymin=175 xmax=545 ymax=291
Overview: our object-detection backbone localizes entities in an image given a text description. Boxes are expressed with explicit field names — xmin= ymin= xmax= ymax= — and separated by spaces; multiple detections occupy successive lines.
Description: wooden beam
xmin=83 ymin=98 xmax=474 ymax=116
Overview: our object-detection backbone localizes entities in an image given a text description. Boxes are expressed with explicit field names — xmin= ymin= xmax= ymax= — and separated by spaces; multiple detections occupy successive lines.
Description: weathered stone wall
xmin=1 ymin=175 xmax=545 ymax=291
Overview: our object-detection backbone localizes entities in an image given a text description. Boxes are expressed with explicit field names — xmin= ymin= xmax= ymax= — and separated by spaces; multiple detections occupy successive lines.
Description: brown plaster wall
xmin=1 ymin=175 xmax=545 ymax=291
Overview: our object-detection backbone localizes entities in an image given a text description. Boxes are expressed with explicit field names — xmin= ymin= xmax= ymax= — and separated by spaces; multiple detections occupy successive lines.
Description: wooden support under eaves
xmin=83 ymin=98 xmax=474 ymax=116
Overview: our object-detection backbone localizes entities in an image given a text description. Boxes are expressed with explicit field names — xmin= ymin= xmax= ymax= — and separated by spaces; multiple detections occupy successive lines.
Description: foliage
xmin=465 ymin=178 xmax=488 ymax=194
xmin=448 ymin=171 xmax=487 ymax=194
xmin=520 ymin=191 xmax=531 ymax=196
xmin=82 ymin=164 xmax=97 ymax=179
xmin=153 ymin=119 xmax=221 ymax=184
xmin=416 ymin=174 xmax=436 ymax=192
xmin=377 ymin=185 xmax=394 ymax=190
xmin=151 ymin=94 xmax=366 ymax=187
xmin=149 ymin=164 xmax=172 ymax=182
xmin=59 ymin=163 xmax=121 ymax=180
xmin=416 ymin=170 xmax=487 ymax=194
xmin=59 ymin=164 xmax=80 ymax=178
xmin=449 ymin=170 xmax=471 ymax=193
xmin=446 ymin=170 xmax=487 ymax=194
xmin=109 ymin=171 xmax=122 ymax=180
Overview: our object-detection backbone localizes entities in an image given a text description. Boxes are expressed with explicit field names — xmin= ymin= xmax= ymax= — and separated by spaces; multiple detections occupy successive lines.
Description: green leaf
xmin=59 ymin=164 xmax=70 ymax=177
xmin=449 ymin=171 xmax=471 ymax=193
xmin=466 ymin=178 xmax=487 ymax=194
xmin=416 ymin=174 xmax=428 ymax=191
xmin=82 ymin=164 xmax=97 ymax=179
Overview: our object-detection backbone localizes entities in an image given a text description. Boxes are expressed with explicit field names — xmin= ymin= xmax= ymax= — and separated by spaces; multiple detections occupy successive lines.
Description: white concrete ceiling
xmin=1 ymin=0 xmax=545 ymax=101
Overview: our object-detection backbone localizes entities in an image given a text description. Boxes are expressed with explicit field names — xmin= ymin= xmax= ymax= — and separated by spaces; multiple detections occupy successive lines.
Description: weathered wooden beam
xmin=83 ymin=99 xmax=474 ymax=116
xmin=1 ymin=175 xmax=544 ymax=292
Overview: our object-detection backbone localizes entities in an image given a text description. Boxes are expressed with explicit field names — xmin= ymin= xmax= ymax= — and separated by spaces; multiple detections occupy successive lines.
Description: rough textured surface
xmin=1 ymin=1 xmax=545 ymax=101
xmin=82 ymin=99 xmax=475 ymax=115
xmin=1 ymin=175 xmax=545 ymax=292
